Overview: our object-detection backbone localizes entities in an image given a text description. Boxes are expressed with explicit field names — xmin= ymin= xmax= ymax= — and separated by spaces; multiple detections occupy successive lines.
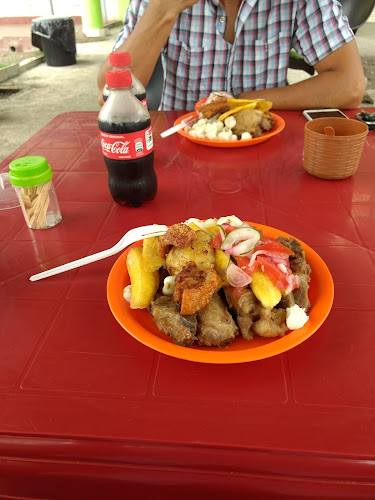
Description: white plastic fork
xmin=29 ymin=224 xmax=168 ymax=282
xmin=160 ymin=116 xmax=196 ymax=138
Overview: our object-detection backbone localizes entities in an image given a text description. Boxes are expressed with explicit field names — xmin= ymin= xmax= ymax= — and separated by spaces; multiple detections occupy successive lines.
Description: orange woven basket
xmin=303 ymin=117 xmax=368 ymax=180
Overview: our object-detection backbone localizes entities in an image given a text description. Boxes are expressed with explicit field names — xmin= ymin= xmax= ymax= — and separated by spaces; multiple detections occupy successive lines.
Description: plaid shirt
xmin=114 ymin=0 xmax=354 ymax=110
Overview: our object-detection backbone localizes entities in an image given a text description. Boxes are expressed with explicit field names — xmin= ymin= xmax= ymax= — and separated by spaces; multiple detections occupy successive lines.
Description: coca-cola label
xmin=100 ymin=126 xmax=153 ymax=160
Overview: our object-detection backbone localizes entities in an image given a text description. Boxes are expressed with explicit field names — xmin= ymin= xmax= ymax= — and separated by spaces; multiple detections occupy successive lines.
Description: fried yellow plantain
xmin=127 ymin=247 xmax=159 ymax=309
xmin=142 ymin=236 xmax=165 ymax=272
xmin=250 ymin=269 xmax=281 ymax=308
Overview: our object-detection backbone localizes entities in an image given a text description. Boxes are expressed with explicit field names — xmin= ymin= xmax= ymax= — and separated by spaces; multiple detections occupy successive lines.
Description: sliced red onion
xmin=226 ymin=238 xmax=259 ymax=256
xmin=248 ymin=250 xmax=290 ymax=267
xmin=226 ymin=262 xmax=252 ymax=287
xmin=284 ymin=273 xmax=300 ymax=294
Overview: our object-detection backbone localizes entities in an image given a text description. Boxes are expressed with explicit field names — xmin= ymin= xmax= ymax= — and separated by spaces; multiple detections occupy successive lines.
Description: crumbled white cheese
xmin=196 ymin=118 xmax=207 ymax=128
xmin=196 ymin=130 xmax=206 ymax=139
xmin=216 ymin=121 xmax=224 ymax=132
xmin=123 ymin=285 xmax=132 ymax=303
xmin=205 ymin=122 xmax=218 ymax=135
xmin=162 ymin=276 xmax=176 ymax=296
xmin=206 ymin=129 xmax=218 ymax=140
xmin=241 ymin=132 xmax=252 ymax=140
xmin=286 ymin=304 xmax=309 ymax=330
xmin=217 ymin=130 xmax=232 ymax=141
xmin=186 ymin=114 xmax=251 ymax=141
xmin=203 ymin=218 xmax=217 ymax=227
xmin=185 ymin=218 xmax=206 ymax=230
xmin=224 ymin=116 xmax=236 ymax=129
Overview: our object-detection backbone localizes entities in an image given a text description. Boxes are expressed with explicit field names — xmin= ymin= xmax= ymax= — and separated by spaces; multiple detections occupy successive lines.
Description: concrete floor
xmin=0 ymin=22 xmax=374 ymax=163
xmin=0 ymin=25 xmax=118 ymax=162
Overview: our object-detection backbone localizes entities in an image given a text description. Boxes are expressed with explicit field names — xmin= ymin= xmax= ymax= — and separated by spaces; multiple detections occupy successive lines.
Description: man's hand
xmin=240 ymin=40 xmax=365 ymax=110
xmin=149 ymin=0 xmax=200 ymax=19
xmin=98 ymin=0 xmax=200 ymax=106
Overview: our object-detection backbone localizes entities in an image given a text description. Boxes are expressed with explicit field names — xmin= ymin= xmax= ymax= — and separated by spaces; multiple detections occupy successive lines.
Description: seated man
xmin=97 ymin=0 xmax=365 ymax=110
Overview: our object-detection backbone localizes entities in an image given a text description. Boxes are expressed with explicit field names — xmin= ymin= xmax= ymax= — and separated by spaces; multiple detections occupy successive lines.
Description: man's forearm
xmin=98 ymin=0 xmax=200 ymax=95
xmin=240 ymin=41 xmax=365 ymax=111
xmin=240 ymin=70 xmax=364 ymax=110
xmin=116 ymin=2 xmax=180 ymax=85
xmin=97 ymin=0 xmax=181 ymax=105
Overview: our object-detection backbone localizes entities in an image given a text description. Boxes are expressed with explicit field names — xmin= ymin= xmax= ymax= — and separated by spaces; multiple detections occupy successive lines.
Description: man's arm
xmin=97 ymin=0 xmax=199 ymax=106
xmin=239 ymin=40 xmax=365 ymax=110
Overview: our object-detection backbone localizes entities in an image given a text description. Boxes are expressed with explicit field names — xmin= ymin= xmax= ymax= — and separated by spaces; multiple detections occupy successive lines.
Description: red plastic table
xmin=0 ymin=110 xmax=375 ymax=499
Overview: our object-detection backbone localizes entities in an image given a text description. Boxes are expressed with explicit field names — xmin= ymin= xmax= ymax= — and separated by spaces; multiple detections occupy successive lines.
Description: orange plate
xmin=174 ymin=112 xmax=285 ymax=148
xmin=107 ymin=223 xmax=334 ymax=364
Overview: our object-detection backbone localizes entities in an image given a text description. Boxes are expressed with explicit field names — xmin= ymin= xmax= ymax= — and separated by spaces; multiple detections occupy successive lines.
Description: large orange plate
xmin=107 ymin=222 xmax=334 ymax=364
xmin=174 ymin=111 xmax=285 ymax=148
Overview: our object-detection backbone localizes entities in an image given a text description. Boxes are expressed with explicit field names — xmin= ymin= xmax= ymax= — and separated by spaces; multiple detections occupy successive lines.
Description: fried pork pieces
xmin=148 ymin=225 xmax=311 ymax=348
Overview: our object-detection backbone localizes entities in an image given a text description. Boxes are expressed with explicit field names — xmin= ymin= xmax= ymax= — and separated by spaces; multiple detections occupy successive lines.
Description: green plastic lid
xmin=8 ymin=156 xmax=53 ymax=187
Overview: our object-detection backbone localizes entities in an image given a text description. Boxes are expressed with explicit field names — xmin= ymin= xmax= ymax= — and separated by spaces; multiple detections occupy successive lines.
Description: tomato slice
xmin=221 ymin=223 xmax=236 ymax=234
xmin=236 ymin=256 xmax=259 ymax=276
xmin=236 ymin=256 xmax=250 ymax=270
xmin=256 ymin=255 xmax=289 ymax=290
xmin=255 ymin=241 xmax=294 ymax=256
xmin=211 ymin=232 xmax=222 ymax=249
xmin=211 ymin=224 xmax=236 ymax=248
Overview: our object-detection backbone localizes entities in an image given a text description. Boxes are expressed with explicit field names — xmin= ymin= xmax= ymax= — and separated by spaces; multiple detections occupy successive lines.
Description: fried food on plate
xmin=158 ymin=223 xmax=197 ymax=259
xmin=198 ymin=97 xmax=231 ymax=119
xmin=188 ymin=95 xmax=275 ymax=141
xmin=197 ymin=292 xmax=239 ymax=347
xmin=174 ymin=261 xmax=217 ymax=315
xmin=126 ymin=247 xmax=159 ymax=309
xmin=251 ymin=307 xmax=287 ymax=338
xmin=276 ymin=236 xmax=312 ymax=312
xmin=151 ymin=295 xmax=197 ymax=347
xmin=231 ymin=109 xmax=275 ymax=138
xmin=123 ymin=216 xmax=312 ymax=348
xmin=224 ymin=286 xmax=262 ymax=341
xmin=166 ymin=230 xmax=215 ymax=276
xmin=143 ymin=236 xmax=165 ymax=272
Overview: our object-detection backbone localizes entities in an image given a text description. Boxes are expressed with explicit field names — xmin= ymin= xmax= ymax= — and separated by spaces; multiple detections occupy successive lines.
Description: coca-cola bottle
xmin=98 ymin=69 xmax=157 ymax=208
xmin=102 ymin=51 xmax=147 ymax=107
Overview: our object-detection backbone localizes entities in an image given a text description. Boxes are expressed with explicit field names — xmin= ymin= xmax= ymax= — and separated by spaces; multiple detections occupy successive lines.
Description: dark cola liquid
xmin=99 ymin=117 xmax=157 ymax=207
xmin=103 ymin=91 xmax=146 ymax=103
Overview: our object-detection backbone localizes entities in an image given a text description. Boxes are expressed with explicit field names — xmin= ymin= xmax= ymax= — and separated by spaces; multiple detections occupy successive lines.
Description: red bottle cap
xmin=109 ymin=51 xmax=131 ymax=68
xmin=105 ymin=69 xmax=132 ymax=89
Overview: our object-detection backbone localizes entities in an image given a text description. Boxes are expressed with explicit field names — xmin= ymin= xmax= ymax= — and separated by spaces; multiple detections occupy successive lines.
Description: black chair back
xmin=145 ymin=55 xmax=164 ymax=110
xmin=340 ymin=0 xmax=375 ymax=32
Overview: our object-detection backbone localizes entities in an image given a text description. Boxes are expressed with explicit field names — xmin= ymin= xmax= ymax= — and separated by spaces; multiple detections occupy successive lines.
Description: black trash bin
xmin=31 ymin=16 xmax=76 ymax=67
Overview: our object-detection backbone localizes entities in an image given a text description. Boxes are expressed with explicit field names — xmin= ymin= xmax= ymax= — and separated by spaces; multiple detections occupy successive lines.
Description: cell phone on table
xmin=302 ymin=109 xmax=349 ymax=121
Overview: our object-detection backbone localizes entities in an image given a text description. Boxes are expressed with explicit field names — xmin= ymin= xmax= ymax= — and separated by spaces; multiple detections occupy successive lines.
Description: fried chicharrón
xmin=158 ymin=223 xmax=197 ymax=259
xmin=198 ymin=97 xmax=231 ymax=119
xmin=173 ymin=261 xmax=217 ymax=315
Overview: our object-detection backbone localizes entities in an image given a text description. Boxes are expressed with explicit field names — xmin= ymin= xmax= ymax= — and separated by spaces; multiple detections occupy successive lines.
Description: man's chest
xmin=170 ymin=0 xmax=297 ymax=45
